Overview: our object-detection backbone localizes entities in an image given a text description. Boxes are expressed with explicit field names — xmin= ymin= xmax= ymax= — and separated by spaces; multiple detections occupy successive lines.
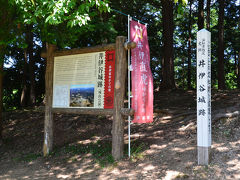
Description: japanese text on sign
xmin=197 ymin=29 xmax=211 ymax=148
xmin=130 ymin=20 xmax=153 ymax=123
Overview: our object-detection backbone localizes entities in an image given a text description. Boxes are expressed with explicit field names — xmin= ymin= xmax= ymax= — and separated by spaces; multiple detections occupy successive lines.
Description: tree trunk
xmin=206 ymin=0 xmax=211 ymax=30
xmin=198 ymin=0 xmax=204 ymax=30
xmin=217 ymin=0 xmax=226 ymax=89
xmin=238 ymin=51 xmax=240 ymax=88
xmin=187 ymin=0 xmax=192 ymax=90
xmin=26 ymin=25 xmax=36 ymax=105
xmin=161 ymin=0 xmax=175 ymax=89
xmin=20 ymin=49 xmax=28 ymax=107
xmin=0 ymin=1 xmax=8 ymax=143
xmin=234 ymin=50 xmax=237 ymax=77
xmin=0 ymin=48 xmax=3 ymax=142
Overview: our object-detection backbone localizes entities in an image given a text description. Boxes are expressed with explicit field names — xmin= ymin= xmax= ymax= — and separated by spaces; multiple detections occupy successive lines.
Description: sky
xmin=70 ymin=84 xmax=94 ymax=89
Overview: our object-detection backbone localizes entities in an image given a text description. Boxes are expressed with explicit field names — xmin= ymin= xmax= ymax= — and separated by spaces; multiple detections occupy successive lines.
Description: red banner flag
xmin=104 ymin=51 xmax=115 ymax=109
xmin=130 ymin=20 xmax=153 ymax=123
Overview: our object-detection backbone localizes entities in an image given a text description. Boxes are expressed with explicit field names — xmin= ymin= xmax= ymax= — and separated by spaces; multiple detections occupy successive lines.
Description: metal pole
xmin=128 ymin=15 xmax=131 ymax=158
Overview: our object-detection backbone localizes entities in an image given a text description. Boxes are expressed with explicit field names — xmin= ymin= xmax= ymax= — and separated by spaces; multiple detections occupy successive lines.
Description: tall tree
xmin=0 ymin=5 xmax=8 ymax=143
xmin=206 ymin=0 xmax=211 ymax=30
xmin=0 ymin=48 xmax=3 ymax=144
xmin=198 ymin=0 xmax=204 ymax=30
xmin=20 ymin=49 xmax=28 ymax=107
xmin=187 ymin=0 xmax=192 ymax=89
xmin=217 ymin=0 xmax=226 ymax=89
xmin=0 ymin=0 xmax=16 ymax=143
xmin=238 ymin=52 xmax=240 ymax=88
xmin=26 ymin=25 xmax=36 ymax=105
xmin=161 ymin=0 xmax=175 ymax=89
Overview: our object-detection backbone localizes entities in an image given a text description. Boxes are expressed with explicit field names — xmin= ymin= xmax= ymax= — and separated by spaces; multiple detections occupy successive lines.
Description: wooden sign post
xmin=43 ymin=36 xmax=135 ymax=160
xmin=43 ymin=43 xmax=57 ymax=156
xmin=112 ymin=36 xmax=127 ymax=160
xmin=197 ymin=29 xmax=211 ymax=165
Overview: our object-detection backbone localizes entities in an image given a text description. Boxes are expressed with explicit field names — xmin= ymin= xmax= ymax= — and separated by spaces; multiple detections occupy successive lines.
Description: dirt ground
xmin=0 ymin=90 xmax=240 ymax=180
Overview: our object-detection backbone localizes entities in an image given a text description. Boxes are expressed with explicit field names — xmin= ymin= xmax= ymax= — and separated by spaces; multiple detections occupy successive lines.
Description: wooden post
xmin=124 ymin=41 xmax=136 ymax=50
xmin=43 ymin=43 xmax=57 ymax=156
xmin=112 ymin=36 xmax=127 ymax=160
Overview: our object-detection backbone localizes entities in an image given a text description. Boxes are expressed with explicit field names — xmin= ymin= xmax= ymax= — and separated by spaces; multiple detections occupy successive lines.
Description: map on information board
xmin=52 ymin=51 xmax=115 ymax=109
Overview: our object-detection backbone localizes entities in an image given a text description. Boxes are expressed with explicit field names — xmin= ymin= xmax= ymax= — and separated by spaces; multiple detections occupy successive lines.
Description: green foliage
xmin=9 ymin=0 xmax=111 ymax=45
xmin=175 ymin=0 xmax=188 ymax=5
xmin=225 ymin=72 xmax=237 ymax=89
xmin=2 ymin=0 xmax=240 ymax=111
xmin=0 ymin=0 xmax=17 ymax=49
xmin=11 ymin=0 xmax=110 ymax=26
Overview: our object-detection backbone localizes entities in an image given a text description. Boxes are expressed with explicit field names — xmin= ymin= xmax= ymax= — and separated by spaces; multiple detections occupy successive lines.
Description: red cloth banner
xmin=104 ymin=50 xmax=115 ymax=109
xmin=130 ymin=20 xmax=153 ymax=123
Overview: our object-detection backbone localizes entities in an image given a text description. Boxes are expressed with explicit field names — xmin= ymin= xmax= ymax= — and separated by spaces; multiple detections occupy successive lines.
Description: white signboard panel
xmin=197 ymin=29 xmax=211 ymax=147
xmin=52 ymin=52 xmax=105 ymax=108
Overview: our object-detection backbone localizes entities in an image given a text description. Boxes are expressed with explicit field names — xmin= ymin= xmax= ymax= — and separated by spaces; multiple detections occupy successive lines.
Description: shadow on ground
xmin=0 ymin=90 xmax=240 ymax=179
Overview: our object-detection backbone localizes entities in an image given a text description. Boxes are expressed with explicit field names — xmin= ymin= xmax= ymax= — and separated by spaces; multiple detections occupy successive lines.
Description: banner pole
xmin=128 ymin=15 xmax=131 ymax=158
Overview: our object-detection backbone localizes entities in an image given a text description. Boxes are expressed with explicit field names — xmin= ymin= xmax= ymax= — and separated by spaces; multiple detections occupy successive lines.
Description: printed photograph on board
xmin=69 ymin=84 xmax=94 ymax=107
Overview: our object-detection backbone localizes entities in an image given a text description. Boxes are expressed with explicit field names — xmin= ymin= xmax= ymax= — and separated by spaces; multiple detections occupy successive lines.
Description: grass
xmin=49 ymin=140 xmax=148 ymax=167
xmin=13 ymin=153 xmax=41 ymax=162
xmin=124 ymin=140 xmax=147 ymax=161
xmin=50 ymin=140 xmax=115 ymax=168
xmin=175 ymin=173 xmax=189 ymax=179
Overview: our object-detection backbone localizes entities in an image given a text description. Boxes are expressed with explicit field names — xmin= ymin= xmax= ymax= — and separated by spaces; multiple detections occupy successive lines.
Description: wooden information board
xmin=52 ymin=51 xmax=115 ymax=109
